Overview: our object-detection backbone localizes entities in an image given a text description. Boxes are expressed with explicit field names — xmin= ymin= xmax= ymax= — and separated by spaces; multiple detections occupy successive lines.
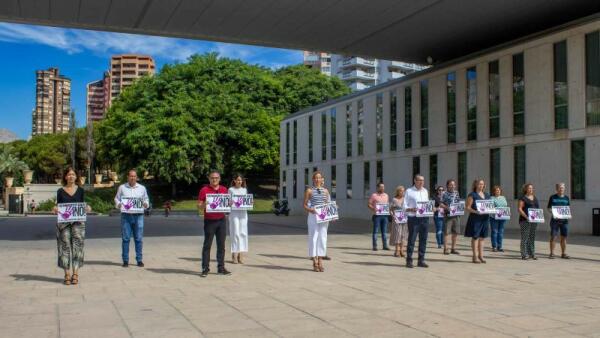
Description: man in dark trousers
xmin=197 ymin=170 xmax=231 ymax=277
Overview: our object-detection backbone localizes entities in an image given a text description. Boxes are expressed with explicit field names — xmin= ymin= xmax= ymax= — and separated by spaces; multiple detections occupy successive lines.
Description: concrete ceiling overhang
xmin=1 ymin=0 xmax=599 ymax=63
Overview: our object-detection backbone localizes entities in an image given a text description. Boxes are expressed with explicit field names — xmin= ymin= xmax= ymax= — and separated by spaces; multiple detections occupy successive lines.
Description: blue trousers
xmin=121 ymin=214 xmax=144 ymax=263
xmin=490 ymin=218 xmax=506 ymax=249
xmin=434 ymin=216 xmax=444 ymax=247
xmin=372 ymin=215 xmax=389 ymax=248
xmin=407 ymin=217 xmax=429 ymax=264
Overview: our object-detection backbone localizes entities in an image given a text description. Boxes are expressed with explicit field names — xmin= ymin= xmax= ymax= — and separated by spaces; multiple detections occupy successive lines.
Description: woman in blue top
xmin=490 ymin=185 xmax=508 ymax=252
xmin=464 ymin=179 xmax=490 ymax=264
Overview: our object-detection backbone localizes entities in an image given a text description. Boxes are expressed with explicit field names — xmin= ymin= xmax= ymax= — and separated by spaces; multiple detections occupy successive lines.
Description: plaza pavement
xmin=1 ymin=214 xmax=600 ymax=338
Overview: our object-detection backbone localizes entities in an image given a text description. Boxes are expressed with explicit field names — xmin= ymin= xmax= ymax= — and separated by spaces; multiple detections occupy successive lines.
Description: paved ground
xmin=1 ymin=214 xmax=600 ymax=338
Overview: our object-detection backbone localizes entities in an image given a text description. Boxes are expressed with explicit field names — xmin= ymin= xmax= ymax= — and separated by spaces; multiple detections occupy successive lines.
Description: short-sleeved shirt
xmin=547 ymin=194 xmax=570 ymax=220
xmin=519 ymin=195 xmax=539 ymax=222
xmin=198 ymin=185 xmax=229 ymax=220
xmin=369 ymin=193 xmax=389 ymax=214
xmin=403 ymin=186 xmax=429 ymax=217
xmin=57 ymin=186 xmax=85 ymax=204
xmin=491 ymin=195 xmax=508 ymax=208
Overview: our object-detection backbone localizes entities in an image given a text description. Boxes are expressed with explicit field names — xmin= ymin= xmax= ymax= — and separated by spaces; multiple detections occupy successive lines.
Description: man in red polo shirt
xmin=198 ymin=170 xmax=231 ymax=277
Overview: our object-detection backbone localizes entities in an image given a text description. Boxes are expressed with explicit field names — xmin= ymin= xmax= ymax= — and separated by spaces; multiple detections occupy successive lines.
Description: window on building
xmin=330 ymin=108 xmax=336 ymax=160
xmin=489 ymin=61 xmax=500 ymax=138
xmin=376 ymin=93 xmax=383 ymax=153
xmin=467 ymin=67 xmax=477 ymax=141
xmin=364 ymin=161 xmax=370 ymax=198
xmin=293 ymin=121 xmax=297 ymax=164
xmin=420 ymin=80 xmax=429 ymax=147
xmin=331 ymin=165 xmax=337 ymax=200
xmin=514 ymin=145 xmax=526 ymax=198
xmin=490 ymin=148 xmax=501 ymax=189
xmin=346 ymin=163 xmax=353 ymax=199
xmin=571 ymin=140 xmax=585 ymax=199
xmin=404 ymin=87 xmax=412 ymax=149
xmin=458 ymin=152 xmax=467 ymax=197
xmin=447 ymin=72 xmax=456 ymax=143
xmin=308 ymin=115 xmax=313 ymax=162
xmin=412 ymin=156 xmax=420 ymax=179
xmin=346 ymin=104 xmax=352 ymax=157
xmin=513 ymin=53 xmax=525 ymax=135
xmin=585 ymin=31 xmax=600 ymax=126
xmin=429 ymin=154 xmax=438 ymax=192
xmin=293 ymin=169 xmax=297 ymax=199
xmin=376 ymin=160 xmax=383 ymax=184
xmin=321 ymin=112 xmax=327 ymax=160
xmin=304 ymin=168 xmax=309 ymax=188
xmin=282 ymin=171 xmax=287 ymax=198
xmin=357 ymin=100 xmax=365 ymax=155
xmin=390 ymin=91 xmax=398 ymax=151
xmin=554 ymin=41 xmax=569 ymax=130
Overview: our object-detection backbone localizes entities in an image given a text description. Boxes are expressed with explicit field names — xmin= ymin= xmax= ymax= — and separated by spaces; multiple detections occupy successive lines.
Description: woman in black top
xmin=52 ymin=167 xmax=91 ymax=285
xmin=517 ymin=183 xmax=539 ymax=260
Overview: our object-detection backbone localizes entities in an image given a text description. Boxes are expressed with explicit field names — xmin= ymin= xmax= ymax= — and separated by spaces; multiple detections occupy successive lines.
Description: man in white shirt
xmin=114 ymin=169 xmax=150 ymax=268
xmin=403 ymin=174 xmax=430 ymax=268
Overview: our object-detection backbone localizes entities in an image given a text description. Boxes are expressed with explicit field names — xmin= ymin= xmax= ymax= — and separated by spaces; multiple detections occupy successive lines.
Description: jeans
xmin=121 ymin=214 xmax=144 ymax=263
xmin=202 ymin=218 xmax=227 ymax=271
xmin=490 ymin=218 xmax=506 ymax=249
xmin=372 ymin=215 xmax=389 ymax=248
xmin=434 ymin=216 xmax=444 ymax=247
xmin=406 ymin=217 xmax=429 ymax=264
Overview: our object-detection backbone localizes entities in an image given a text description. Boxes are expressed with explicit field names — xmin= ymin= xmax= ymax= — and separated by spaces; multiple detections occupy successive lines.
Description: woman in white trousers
xmin=303 ymin=171 xmax=330 ymax=272
xmin=229 ymin=174 xmax=248 ymax=264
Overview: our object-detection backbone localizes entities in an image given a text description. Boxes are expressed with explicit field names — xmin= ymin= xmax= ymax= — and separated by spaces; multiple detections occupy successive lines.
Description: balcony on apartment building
xmin=387 ymin=61 xmax=428 ymax=73
xmin=340 ymin=57 xmax=376 ymax=69
xmin=340 ymin=69 xmax=377 ymax=81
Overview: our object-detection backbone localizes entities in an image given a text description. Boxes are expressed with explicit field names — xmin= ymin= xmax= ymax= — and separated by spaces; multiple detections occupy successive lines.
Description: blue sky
xmin=0 ymin=22 xmax=303 ymax=140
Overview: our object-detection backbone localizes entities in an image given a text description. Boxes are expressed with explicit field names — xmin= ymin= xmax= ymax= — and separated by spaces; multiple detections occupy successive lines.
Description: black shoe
xmin=417 ymin=262 xmax=429 ymax=268
xmin=406 ymin=262 xmax=414 ymax=268
xmin=200 ymin=269 xmax=209 ymax=277
xmin=218 ymin=269 xmax=232 ymax=276
xmin=530 ymin=256 xmax=538 ymax=260
xmin=498 ymin=248 xmax=504 ymax=252
xmin=372 ymin=247 xmax=378 ymax=251
xmin=451 ymin=250 xmax=460 ymax=255
xmin=122 ymin=262 xmax=129 ymax=267
xmin=383 ymin=247 xmax=391 ymax=251
xmin=521 ymin=256 xmax=528 ymax=260
xmin=137 ymin=262 xmax=144 ymax=267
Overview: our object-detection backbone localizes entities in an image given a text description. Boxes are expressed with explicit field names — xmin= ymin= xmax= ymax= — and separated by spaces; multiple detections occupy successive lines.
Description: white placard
xmin=416 ymin=200 xmax=435 ymax=217
xmin=552 ymin=206 xmax=571 ymax=220
xmin=231 ymin=194 xmax=254 ymax=210
xmin=528 ymin=208 xmax=545 ymax=223
xmin=375 ymin=203 xmax=390 ymax=216
xmin=494 ymin=207 xmax=511 ymax=220
xmin=393 ymin=210 xmax=407 ymax=224
xmin=120 ymin=197 xmax=145 ymax=214
xmin=57 ymin=203 xmax=87 ymax=223
xmin=206 ymin=194 xmax=232 ymax=213
xmin=314 ymin=202 xmax=339 ymax=223
xmin=475 ymin=199 xmax=496 ymax=214
xmin=448 ymin=201 xmax=465 ymax=216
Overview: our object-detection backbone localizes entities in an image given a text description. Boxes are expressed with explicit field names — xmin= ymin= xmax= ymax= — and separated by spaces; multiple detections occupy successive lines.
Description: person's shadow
xmin=11 ymin=274 xmax=63 ymax=284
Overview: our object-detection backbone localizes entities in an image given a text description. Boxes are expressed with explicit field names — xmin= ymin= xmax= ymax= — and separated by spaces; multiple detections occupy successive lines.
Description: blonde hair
xmin=394 ymin=185 xmax=405 ymax=198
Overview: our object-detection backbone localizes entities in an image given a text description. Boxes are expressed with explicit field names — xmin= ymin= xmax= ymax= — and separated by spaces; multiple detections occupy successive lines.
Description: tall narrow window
xmin=321 ymin=112 xmax=327 ymax=160
xmin=404 ymin=87 xmax=412 ymax=149
xmin=571 ymin=140 xmax=585 ymax=199
xmin=467 ymin=67 xmax=477 ymax=141
xmin=330 ymin=108 xmax=336 ymax=159
xmin=447 ymin=72 xmax=456 ymax=143
xmin=331 ymin=165 xmax=337 ymax=200
xmin=429 ymin=154 xmax=438 ymax=192
xmin=308 ymin=115 xmax=313 ymax=162
xmin=554 ymin=41 xmax=568 ymax=129
xmin=412 ymin=156 xmax=420 ymax=179
xmin=489 ymin=61 xmax=500 ymax=138
xmin=285 ymin=122 xmax=290 ymax=165
xmin=490 ymin=148 xmax=501 ymax=189
xmin=514 ymin=145 xmax=526 ymax=198
xmin=420 ymin=80 xmax=429 ymax=147
xmin=376 ymin=160 xmax=383 ymax=184
xmin=513 ymin=53 xmax=525 ymax=135
xmin=346 ymin=104 xmax=352 ymax=157
xmin=304 ymin=168 xmax=309 ymax=188
xmin=282 ymin=171 xmax=287 ymax=198
xmin=458 ymin=152 xmax=467 ymax=198
xmin=585 ymin=31 xmax=600 ymax=126
xmin=293 ymin=120 xmax=297 ymax=164
xmin=292 ymin=169 xmax=297 ymax=199
xmin=376 ymin=93 xmax=383 ymax=153
xmin=364 ymin=161 xmax=370 ymax=198
xmin=390 ymin=91 xmax=397 ymax=151
xmin=357 ymin=100 xmax=364 ymax=155
xmin=346 ymin=163 xmax=353 ymax=199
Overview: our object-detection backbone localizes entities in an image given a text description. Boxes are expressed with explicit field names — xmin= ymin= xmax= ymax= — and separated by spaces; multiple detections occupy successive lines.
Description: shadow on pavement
xmin=179 ymin=257 xmax=200 ymax=262
xmin=86 ymin=260 xmax=122 ymax=266
xmin=11 ymin=274 xmax=63 ymax=284
xmin=258 ymin=254 xmax=308 ymax=260
xmin=146 ymin=268 xmax=199 ymax=276
xmin=244 ymin=264 xmax=312 ymax=272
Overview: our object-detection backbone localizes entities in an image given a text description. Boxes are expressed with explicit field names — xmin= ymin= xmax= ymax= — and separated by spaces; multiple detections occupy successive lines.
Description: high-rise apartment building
xmin=109 ymin=54 xmax=155 ymax=103
xmin=32 ymin=68 xmax=71 ymax=135
xmin=86 ymin=71 xmax=111 ymax=123
xmin=303 ymin=51 xmax=332 ymax=76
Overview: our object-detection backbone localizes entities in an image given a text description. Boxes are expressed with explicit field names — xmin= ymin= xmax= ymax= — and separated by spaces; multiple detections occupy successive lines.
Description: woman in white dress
xmin=229 ymin=174 xmax=249 ymax=264
xmin=303 ymin=171 xmax=330 ymax=272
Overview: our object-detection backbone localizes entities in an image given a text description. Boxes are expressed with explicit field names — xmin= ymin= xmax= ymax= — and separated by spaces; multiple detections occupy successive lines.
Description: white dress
xmin=228 ymin=187 xmax=248 ymax=253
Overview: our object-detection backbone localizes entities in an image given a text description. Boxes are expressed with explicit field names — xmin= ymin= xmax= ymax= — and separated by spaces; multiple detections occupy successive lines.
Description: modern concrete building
xmin=86 ymin=71 xmax=110 ymax=123
xmin=109 ymin=54 xmax=155 ymax=104
xmin=303 ymin=52 xmax=332 ymax=76
xmin=280 ymin=18 xmax=600 ymax=234
xmin=32 ymin=68 xmax=71 ymax=135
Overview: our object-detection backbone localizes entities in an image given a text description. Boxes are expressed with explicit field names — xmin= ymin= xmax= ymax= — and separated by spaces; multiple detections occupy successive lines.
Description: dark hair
xmin=207 ymin=170 xmax=221 ymax=177
xmin=492 ymin=185 xmax=502 ymax=196
xmin=62 ymin=166 xmax=81 ymax=187
xmin=376 ymin=182 xmax=385 ymax=188
xmin=522 ymin=183 xmax=534 ymax=195
xmin=471 ymin=179 xmax=485 ymax=192
xmin=230 ymin=173 xmax=247 ymax=188
xmin=446 ymin=179 xmax=456 ymax=186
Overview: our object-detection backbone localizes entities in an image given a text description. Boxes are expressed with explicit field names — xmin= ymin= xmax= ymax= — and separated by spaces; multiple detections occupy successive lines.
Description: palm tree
xmin=0 ymin=146 xmax=28 ymax=179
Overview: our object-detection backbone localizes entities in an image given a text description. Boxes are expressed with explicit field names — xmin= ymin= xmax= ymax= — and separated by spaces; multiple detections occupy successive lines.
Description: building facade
xmin=109 ymin=54 xmax=155 ymax=104
xmin=32 ymin=68 xmax=71 ymax=135
xmin=86 ymin=71 xmax=110 ymax=123
xmin=303 ymin=51 xmax=332 ymax=76
xmin=282 ymin=19 xmax=600 ymax=234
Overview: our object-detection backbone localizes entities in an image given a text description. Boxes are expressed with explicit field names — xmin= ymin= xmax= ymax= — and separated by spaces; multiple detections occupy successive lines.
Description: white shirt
xmin=403 ymin=186 xmax=429 ymax=217
xmin=114 ymin=182 xmax=150 ymax=209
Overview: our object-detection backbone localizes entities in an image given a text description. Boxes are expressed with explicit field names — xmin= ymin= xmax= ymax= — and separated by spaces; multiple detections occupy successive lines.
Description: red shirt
xmin=198 ymin=184 xmax=229 ymax=220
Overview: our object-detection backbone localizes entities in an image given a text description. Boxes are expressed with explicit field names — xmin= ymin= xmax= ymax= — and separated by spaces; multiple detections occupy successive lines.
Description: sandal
xmin=561 ymin=254 xmax=570 ymax=259
xmin=478 ymin=257 xmax=487 ymax=264
xmin=472 ymin=257 xmax=481 ymax=264
xmin=312 ymin=259 xmax=319 ymax=272
xmin=231 ymin=253 xmax=238 ymax=264
xmin=71 ymin=273 xmax=79 ymax=285
xmin=237 ymin=253 xmax=244 ymax=264
xmin=318 ymin=258 xmax=324 ymax=272
xmin=64 ymin=273 xmax=71 ymax=285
